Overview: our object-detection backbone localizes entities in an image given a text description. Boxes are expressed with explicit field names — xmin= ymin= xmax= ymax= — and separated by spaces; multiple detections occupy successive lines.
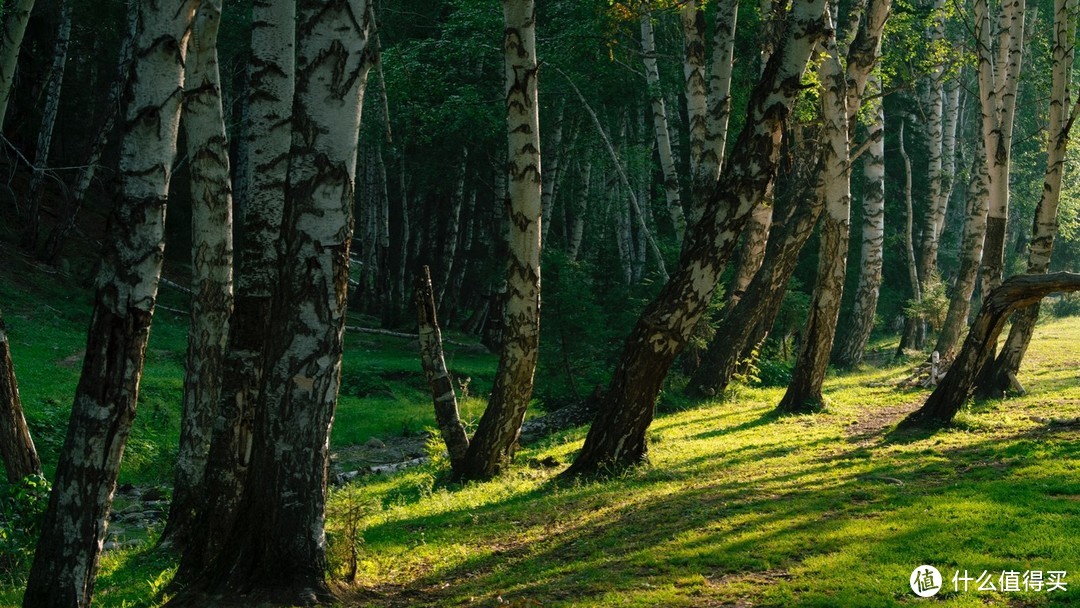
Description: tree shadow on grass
xmin=336 ymin=400 xmax=1080 ymax=607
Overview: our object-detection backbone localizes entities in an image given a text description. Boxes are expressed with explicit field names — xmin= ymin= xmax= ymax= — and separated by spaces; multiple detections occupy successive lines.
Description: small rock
xmin=364 ymin=437 xmax=386 ymax=449
xmin=142 ymin=487 xmax=165 ymax=501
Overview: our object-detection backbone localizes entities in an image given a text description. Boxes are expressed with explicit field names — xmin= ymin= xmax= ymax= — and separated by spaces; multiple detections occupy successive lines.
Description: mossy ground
xmin=1 ymin=246 xmax=1078 ymax=606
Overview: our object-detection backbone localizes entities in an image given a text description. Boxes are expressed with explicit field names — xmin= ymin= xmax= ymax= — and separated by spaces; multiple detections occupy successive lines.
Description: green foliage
xmin=534 ymin=251 xmax=656 ymax=410
xmin=1051 ymin=292 xmax=1080 ymax=318
xmin=902 ymin=271 xmax=949 ymax=331
xmin=325 ymin=484 xmax=382 ymax=582
xmin=0 ymin=475 xmax=50 ymax=582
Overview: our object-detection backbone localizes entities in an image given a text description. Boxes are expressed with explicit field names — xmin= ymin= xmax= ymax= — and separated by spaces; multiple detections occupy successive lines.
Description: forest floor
xmin=1 ymin=244 xmax=1079 ymax=607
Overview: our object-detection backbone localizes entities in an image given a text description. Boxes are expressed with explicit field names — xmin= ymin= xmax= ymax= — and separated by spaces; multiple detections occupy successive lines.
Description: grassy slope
xmin=1 ymin=245 xmax=1078 ymax=606
xmin=328 ymin=320 xmax=1080 ymax=608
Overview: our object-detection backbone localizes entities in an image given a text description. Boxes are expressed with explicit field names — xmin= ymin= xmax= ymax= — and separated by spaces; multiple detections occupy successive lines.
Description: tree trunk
xmin=896 ymin=119 xmax=923 ymax=357
xmin=186 ymin=1 xmax=373 ymax=603
xmin=902 ymin=273 xmax=1080 ymax=427
xmin=703 ymin=0 xmax=738 ymax=182
xmin=540 ymin=106 xmax=563 ymax=250
xmin=982 ymin=0 xmax=1075 ymax=395
xmin=416 ymin=266 xmax=470 ymax=471
xmin=174 ymin=0 xmax=295 ymax=583
xmin=0 ymin=311 xmax=41 ymax=483
xmin=567 ymin=159 xmax=590 ymax=261
xmin=22 ymin=2 xmax=196 ymax=606
xmin=935 ymin=138 xmax=991 ymax=356
xmin=977 ymin=0 xmax=1025 ymax=299
xmin=640 ymin=10 xmax=686 ymax=239
xmin=776 ymin=0 xmax=888 ymax=412
xmin=682 ymin=0 xmax=709 ymax=222
xmin=685 ymin=166 xmax=825 ymax=397
xmin=161 ymin=0 xmax=234 ymax=551
xmin=457 ymin=0 xmax=542 ymax=481
xmin=0 ymin=0 xmax=35 ymax=128
xmin=833 ymin=73 xmax=885 ymax=367
xmin=566 ymin=0 xmax=829 ymax=475
xmin=22 ymin=0 xmax=71 ymax=252
xmin=437 ymin=148 xmax=468 ymax=311
xmin=559 ymin=68 xmax=668 ymax=280
xmin=43 ymin=1 xmax=137 ymax=263
xmin=777 ymin=24 xmax=851 ymax=414
xmin=913 ymin=0 xmax=948 ymax=293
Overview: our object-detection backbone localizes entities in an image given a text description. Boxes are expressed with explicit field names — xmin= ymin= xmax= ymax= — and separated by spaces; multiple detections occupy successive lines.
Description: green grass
xmin=319 ymin=317 xmax=1080 ymax=608
xmin=2 ymin=243 xmax=1079 ymax=606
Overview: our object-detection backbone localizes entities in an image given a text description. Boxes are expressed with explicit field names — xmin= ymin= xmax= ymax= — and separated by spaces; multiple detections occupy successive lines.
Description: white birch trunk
xmin=459 ymin=0 xmax=542 ymax=480
xmin=163 ymin=0 xmax=234 ymax=550
xmin=198 ymin=0 xmax=374 ymax=600
xmin=989 ymin=0 xmax=1076 ymax=388
xmin=23 ymin=2 xmax=197 ymax=605
xmin=682 ymin=0 xmax=709 ymax=220
xmin=778 ymin=0 xmax=890 ymax=411
xmin=175 ymin=0 xmax=295 ymax=578
xmin=778 ymin=21 xmax=852 ymax=413
xmin=567 ymin=159 xmax=590 ymax=261
xmin=936 ymin=139 xmax=991 ymax=356
xmin=835 ymin=72 xmax=885 ymax=367
xmin=640 ymin=11 xmax=686 ymax=239
xmin=978 ymin=0 xmax=1025 ymax=298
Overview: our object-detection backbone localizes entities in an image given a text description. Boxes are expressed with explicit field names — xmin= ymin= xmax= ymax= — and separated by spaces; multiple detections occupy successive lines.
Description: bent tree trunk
xmin=902 ymin=273 xmax=1080 ymax=427
xmin=174 ymin=0 xmax=295 ymax=580
xmin=565 ymin=0 xmax=829 ymax=476
xmin=458 ymin=0 xmax=542 ymax=480
xmin=189 ymin=2 xmax=374 ymax=602
xmin=0 ymin=311 xmax=41 ymax=482
xmin=416 ymin=266 xmax=470 ymax=471
xmin=22 ymin=2 xmax=196 ymax=606
xmin=161 ymin=0 xmax=234 ymax=550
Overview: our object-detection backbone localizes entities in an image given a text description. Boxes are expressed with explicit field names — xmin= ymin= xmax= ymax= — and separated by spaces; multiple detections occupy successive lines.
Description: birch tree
xmin=174 ymin=0 xmax=295 ymax=579
xmin=161 ymin=0 xmax=234 ymax=550
xmin=778 ymin=0 xmax=890 ymax=413
xmin=983 ymin=0 xmax=1076 ymax=394
xmin=977 ymin=0 xmax=1025 ymax=297
xmin=640 ymin=8 xmax=686 ymax=238
xmin=776 ymin=18 xmax=852 ymax=414
xmin=566 ymin=0 xmax=830 ymax=475
xmin=22 ymin=2 xmax=198 ymax=605
xmin=0 ymin=311 xmax=41 ymax=482
xmin=458 ymin=0 xmax=542 ymax=480
xmin=183 ymin=1 xmax=374 ymax=601
xmin=834 ymin=72 xmax=885 ymax=367
xmin=22 ymin=0 xmax=71 ymax=252
xmin=936 ymin=138 xmax=991 ymax=356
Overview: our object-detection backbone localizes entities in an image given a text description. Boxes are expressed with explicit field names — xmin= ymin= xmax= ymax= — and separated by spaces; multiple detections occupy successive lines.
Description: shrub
xmin=0 ymin=475 xmax=51 ymax=582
